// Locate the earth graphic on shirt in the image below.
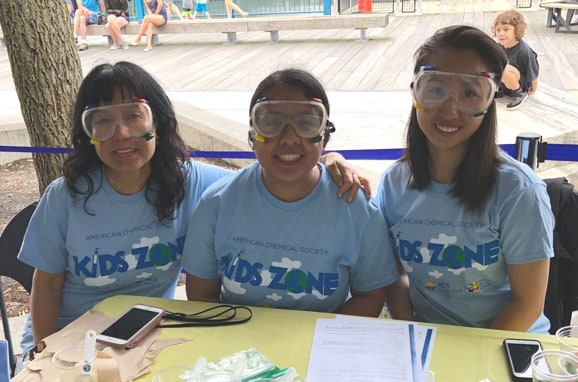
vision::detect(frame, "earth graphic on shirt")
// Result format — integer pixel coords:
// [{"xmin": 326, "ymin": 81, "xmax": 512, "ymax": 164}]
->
[
  {"xmin": 150, "ymin": 244, "xmax": 173, "ymax": 266},
  {"xmin": 285, "ymin": 269, "xmax": 308, "ymax": 293},
  {"xmin": 442, "ymin": 245, "xmax": 466, "ymax": 269}
]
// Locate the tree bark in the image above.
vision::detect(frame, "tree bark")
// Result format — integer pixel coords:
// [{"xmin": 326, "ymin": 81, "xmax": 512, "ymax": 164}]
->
[{"xmin": 0, "ymin": 1, "xmax": 82, "ymax": 194}]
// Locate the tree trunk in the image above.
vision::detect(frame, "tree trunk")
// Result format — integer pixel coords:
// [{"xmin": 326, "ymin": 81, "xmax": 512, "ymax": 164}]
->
[{"xmin": 0, "ymin": 1, "xmax": 82, "ymax": 194}]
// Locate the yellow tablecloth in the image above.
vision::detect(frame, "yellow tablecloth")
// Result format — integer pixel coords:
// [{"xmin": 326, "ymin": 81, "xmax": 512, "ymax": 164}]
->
[{"xmin": 94, "ymin": 295, "xmax": 559, "ymax": 381}]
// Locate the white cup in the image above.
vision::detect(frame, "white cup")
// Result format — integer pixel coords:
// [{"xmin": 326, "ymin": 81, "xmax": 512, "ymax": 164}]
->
[
  {"xmin": 531, "ymin": 349, "xmax": 578, "ymax": 382},
  {"xmin": 52, "ymin": 344, "xmax": 97, "ymax": 382},
  {"xmin": 557, "ymin": 326, "xmax": 578, "ymax": 357}
]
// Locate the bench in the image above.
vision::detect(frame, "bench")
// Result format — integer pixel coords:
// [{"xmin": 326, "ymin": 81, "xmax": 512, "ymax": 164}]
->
[
  {"xmin": 85, "ymin": 14, "xmax": 388, "ymax": 45},
  {"xmin": 245, "ymin": 14, "xmax": 388, "ymax": 42},
  {"xmin": 541, "ymin": 1, "xmax": 578, "ymax": 33}
]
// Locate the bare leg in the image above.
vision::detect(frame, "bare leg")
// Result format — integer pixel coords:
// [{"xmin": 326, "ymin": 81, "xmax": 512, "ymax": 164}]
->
[
  {"xmin": 106, "ymin": 15, "xmax": 128, "ymax": 45},
  {"xmin": 133, "ymin": 17, "xmax": 152, "ymax": 44},
  {"xmin": 78, "ymin": 13, "xmax": 88, "ymax": 40},
  {"xmin": 170, "ymin": 4, "xmax": 184, "ymax": 20},
  {"xmin": 145, "ymin": 23, "xmax": 154, "ymax": 50},
  {"xmin": 225, "ymin": 0, "xmax": 248, "ymax": 17},
  {"xmin": 502, "ymin": 64, "xmax": 521, "ymax": 91}
]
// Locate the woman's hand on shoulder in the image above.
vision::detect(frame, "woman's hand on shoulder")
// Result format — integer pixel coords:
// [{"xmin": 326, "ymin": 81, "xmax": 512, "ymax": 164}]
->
[{"xmin": 320, "ymin": 152, "xmax": 371, "ymax": 202}]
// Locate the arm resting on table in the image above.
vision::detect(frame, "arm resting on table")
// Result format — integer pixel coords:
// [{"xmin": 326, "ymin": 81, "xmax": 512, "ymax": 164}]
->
[
  {"xmin": 30, "ymin": 269, "xmax": 65, "ymax": 346},
  {"xmin": 489, "ymin": 259, "xmax": 549, "ymax": 332}
]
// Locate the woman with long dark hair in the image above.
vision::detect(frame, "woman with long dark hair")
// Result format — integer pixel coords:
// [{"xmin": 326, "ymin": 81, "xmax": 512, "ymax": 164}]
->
[{"xmin": 376, "ymin": 26, "xmax": 554, "ymax": 333}]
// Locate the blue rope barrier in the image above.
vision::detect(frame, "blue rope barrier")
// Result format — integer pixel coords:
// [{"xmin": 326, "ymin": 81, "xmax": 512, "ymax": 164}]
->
[{"xmin": 1, "ymin": 144, "xmax": 577, "ymax": 161}]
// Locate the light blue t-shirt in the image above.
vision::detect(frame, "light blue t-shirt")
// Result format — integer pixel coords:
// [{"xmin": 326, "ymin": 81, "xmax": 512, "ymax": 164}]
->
[
  {"xmin": 182, "ymin": 162, "xmax": 399, "ymax": 313},
  {"xmin": 376, "ymin": 152, "xmax": 554, "ymax": 333},
  {"xmin": 18, "ymin": 160, "xmax": 229, "ymax": 350}
]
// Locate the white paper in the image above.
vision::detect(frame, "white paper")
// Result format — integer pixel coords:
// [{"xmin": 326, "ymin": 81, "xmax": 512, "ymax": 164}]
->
[{"xmin": 306, "ymin": 317, "xmax": 414, "ymax": 382}]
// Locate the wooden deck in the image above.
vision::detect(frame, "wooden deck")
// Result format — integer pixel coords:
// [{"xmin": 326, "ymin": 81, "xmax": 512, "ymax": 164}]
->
[
  {"xmin": 0, "ymin": 6, "xmax": 576, "ymax": 95},
  {"xmin": 0, "ymin": 3, "xmax": 577, "ymax": 184}
]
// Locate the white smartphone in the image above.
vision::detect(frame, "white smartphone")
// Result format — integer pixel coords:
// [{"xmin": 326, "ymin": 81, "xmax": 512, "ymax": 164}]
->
[
  {"xmin": 503, "ymin": 338, "xmax": 543, "ymax": 382},
  {"xmin": 96, "ymin": 304, "xmax": 165, "ymax": 349}
]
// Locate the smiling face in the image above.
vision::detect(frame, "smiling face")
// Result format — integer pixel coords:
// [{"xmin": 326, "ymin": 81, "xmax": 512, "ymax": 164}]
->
[
  {"xmin": 93, "ymin": 87, "xmax": 157, "ymax": 192},
  {"xmin": 252, "ymin": 83, "xmax": 324, "ymax": 201},
  {"xmin": 416, "ymin": 48, "xmax": 489, "ymax": 159},
  {"xmin": 494, "ymin": 23, "xmax": 518, "ymax": 49}
]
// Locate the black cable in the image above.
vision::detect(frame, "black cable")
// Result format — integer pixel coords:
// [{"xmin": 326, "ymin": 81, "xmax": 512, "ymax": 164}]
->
[{"xmin": 157, "ymin": 304, "xmax": 253, "ymax": 328}]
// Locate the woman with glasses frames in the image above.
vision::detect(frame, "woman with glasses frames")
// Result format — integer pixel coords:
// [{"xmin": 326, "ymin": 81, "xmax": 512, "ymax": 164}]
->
[
  {"xmin": 376, "ymin": 25, "xmax": 554, "ymax": 333},
  {"xmin": 16, "ymin": 62, "xmax": 367, "ymax": 359},
  {"xmin": 182, "ymin": 68, "xmax": 411, "ymax": 319}
]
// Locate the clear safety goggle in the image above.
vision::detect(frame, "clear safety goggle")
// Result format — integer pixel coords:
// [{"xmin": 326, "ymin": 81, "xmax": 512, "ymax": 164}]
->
[
  {"xmin": 250, "ymin": 98, "xmax": 328, "ymax": 140},
  {"xmin": 81, "ymin": 99, "xmax": 153, "ymax": 142},
  {"xmin": 411, "ymin": 66, "xmax": 498, "ymax": 116}
]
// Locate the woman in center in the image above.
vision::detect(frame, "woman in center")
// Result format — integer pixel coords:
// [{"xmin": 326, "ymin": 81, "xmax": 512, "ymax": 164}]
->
[{"xmin": 182, "ymin": 69, "xmax": 410, "ymax": 318}]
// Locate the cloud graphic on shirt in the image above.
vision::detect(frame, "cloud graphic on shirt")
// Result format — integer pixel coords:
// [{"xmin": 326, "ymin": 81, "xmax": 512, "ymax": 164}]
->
[
  {"xmin": 133, "ymin": 237, "xmax": 160, "ymax": 248},
  {"xmin": 447, "ymin": 268, "xmax": 466, "ymax": 276},
  {"xmin": 402, "ymin": 260, "xmax": 413, "ymax": 273},
  {"xmin": 266, "ymin": 293, "xmax": 282, "ymax": 302},
  {"xmin": 260, "ymin": 270, "xmax": 273, "ymax": 286},
  {"xmin": 223, "ymin": 277, "xmax": 246, "ymax": 295},
  {"xmin": 431, "ymin": 234, "xmax": 457, "ymax": 245},
  {"xmin": 84, "ymin": 276, "xmax": 116, "ymax": 286},
  {"xmin": 136, "ymin": 272, "xmax": 152, "ymax": 279},
  {"xmin": 272, "ymin": 258, "xmax": 301, "ymax": 269},
  {"xmin": 288, "ymin": 292, "xmax": 306, "ymax": 300},
  {"xmin": 420, "ymin": 247, "xmax": 432, "ymax": 263},
  {"xmin": 125, "ymin": 253, "xmax": 138, "ymax": 270},
  {"xmin": 311, "ymin": 290, "xmax": 328, "ymax": 300},
  {"xmin": 472, "ymin": 263, "xmax": 488, "ymax": 271},
  {"xmin": 156, "ymin": 263, "xmax": 173, "ymax": 271},
  {"xmin": 428, "ymin": 270, "xmax": 443, "ymax": 279}
]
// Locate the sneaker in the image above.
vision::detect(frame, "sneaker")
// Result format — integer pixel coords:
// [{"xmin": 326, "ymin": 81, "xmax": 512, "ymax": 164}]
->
[
  {"xmin": 78, "ymin": 43, "xmax": 88, "ymax": 51},
  {"xmin": 121, "ymin": 42, "xmax": 129, "ymax": 49},
  {"xmin": 109, "ymin": 44, "xmax": 120, "ymax": 50},
  {"xmin": 506, "ymin": 91, "xmax": 528, "ymax": 111}
]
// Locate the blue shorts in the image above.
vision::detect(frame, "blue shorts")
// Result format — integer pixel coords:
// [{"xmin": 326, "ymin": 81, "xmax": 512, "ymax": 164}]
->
[
  {"xmin": 195, "ymin": 3, "xmax": 208, "ymax": 12},
  {"xmin": 87, "ymin": 11, "xmax": 98, "ymax": 25}
]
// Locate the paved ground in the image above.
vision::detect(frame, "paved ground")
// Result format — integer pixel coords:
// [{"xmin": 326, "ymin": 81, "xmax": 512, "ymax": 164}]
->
[{"xmin": 2, "ymin": 0, "xmax": 578, "ymax": 369}]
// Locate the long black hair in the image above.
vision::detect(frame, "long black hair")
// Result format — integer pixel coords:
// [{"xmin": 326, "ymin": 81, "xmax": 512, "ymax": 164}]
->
[
  {"xmin": 63, "ymin": 61, "xmax": 189, "ymax": 222},
  {"xmin": 404, "ymin": 25, "xmax": 508, "ymax": 213}
]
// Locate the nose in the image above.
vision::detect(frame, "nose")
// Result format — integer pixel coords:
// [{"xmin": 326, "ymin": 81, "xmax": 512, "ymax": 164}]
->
[
  {"xmin": 278, "ymin": 124, "xmax": 301, "ymax": 144},
  {"xmin": 110, "ymin": 122, "xmax": 131, "ymax": 140},
  {"xmin": 439, "ymin": 94, "xmax": 461, "ymax": 117}
]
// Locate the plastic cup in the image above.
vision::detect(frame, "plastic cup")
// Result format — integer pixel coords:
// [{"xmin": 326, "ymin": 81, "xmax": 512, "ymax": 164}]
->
[
  {"xmin": 153, "ymin": 366, "xmax": 195, "ymax": 382},
  {"xmin": 531, "ymin": 349, "xmax": 578, "ymax": 382},
  {"xmin": 52, "ymin": 344, "xmax": 97, "ymax": 382},
  {"xmin": 557, "ymin": 326, "xmax": 578, "ymax": 357},
  {"xmin": 152, "ymin": 366, "xmax": 233, "ymax": 382}
]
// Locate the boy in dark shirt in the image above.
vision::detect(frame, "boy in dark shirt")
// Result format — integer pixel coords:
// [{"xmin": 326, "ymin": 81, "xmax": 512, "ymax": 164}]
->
[{"xmin": 492, "ymin": 10, "xmax": 539, "ymax": 110}]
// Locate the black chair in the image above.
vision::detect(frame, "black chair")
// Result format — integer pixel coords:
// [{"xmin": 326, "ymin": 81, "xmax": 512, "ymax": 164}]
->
[
  {"xmin": 543, "ymin": 178, "xmax": 578, "ymax": 334},
  {"xmin": 0, "ymin": 202, "xmax": 36, "ymax": 377}
]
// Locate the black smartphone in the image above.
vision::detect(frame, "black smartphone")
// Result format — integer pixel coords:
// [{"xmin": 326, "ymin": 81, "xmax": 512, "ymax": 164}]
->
[
  {"xmin": 96, "ymin": 304, "xmax": 165, "ymax": 349},
  {"xmin": 503, "ymin": 338, "xmax": 543, "ymax": 381}
]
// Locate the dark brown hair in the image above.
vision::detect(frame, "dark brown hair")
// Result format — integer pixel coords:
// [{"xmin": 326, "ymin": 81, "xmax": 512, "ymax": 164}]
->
[{"xmin": 403, "ymin": 25, "xmax": 508, "ymax": 213}]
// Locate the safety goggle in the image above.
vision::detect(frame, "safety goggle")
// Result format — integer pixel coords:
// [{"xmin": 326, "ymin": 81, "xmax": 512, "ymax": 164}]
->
[
  {"xmin": 81, "ymin": 99, "xmax": 153, "ymax": 142},
  {"xmin": 250, "ymin": 98, "xmax": 328, "ymax": 140},
  {"xmin": 411, "ymin": 66, "xmax": 498, "ymax": 116}
]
